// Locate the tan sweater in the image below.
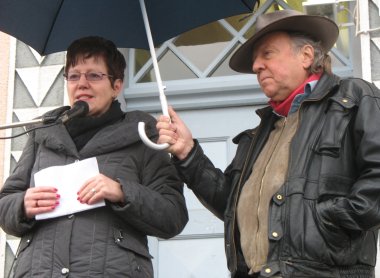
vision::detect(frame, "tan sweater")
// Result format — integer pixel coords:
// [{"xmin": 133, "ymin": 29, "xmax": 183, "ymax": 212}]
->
[{"xmin": 237, "ymin": 112, "xmax": 299, "ymax": 274}]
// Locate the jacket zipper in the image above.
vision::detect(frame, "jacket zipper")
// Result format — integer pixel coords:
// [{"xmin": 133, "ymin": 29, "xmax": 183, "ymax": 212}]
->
[
  {"xmin": 255, "ymin": 117, "xmax": 287, "ymax": 263},
  {"xmin": 279, "ymin": 94, "xmax": 330, "ymax": 260},
  {"xmin": 230, "ymin": 120, "xmax": 268, "ymax": 272}
]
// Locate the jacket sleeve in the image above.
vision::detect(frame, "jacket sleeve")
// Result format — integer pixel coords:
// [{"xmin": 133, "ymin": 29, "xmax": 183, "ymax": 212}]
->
[
  {"xmin": 110, "ymin": 142, "xmax": 188, "ymax": 239},
  {"xmin": 171, "ymin": 138, "xmax": 250, "ymax": 221},
  {"xmin": 0, "ymin": 134, "xmax": 37, "ymax": 237},
  {"xmin": 317, "ymin": 79, "xmax": 380, "ymax": 232}
]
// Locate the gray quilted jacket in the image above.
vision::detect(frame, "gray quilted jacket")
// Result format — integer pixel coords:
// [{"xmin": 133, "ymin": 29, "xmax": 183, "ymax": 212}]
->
[{"xmin": 0, "ymin": 108, "xmax": 188, "ymax": 277}]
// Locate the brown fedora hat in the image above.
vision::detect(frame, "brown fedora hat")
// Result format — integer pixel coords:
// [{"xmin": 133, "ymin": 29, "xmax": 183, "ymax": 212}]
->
[{"xmin": 229, "ymin": 9, "xmax": 339, "ymax": 73}]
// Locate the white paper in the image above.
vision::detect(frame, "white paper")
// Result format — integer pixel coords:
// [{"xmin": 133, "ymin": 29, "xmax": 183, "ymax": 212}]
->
[{"xmin": 34, "ymin": 157, "xmax": 105, "ymax": 220}]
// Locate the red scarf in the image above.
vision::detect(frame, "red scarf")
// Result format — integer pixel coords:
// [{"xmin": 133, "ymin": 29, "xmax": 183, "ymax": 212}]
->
[{"xmin": 269, "ymin": 73, "xmax": 321, "ymax": 116}]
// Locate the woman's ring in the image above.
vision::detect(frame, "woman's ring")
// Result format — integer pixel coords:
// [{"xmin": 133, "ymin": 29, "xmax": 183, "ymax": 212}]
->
[{"xmin": 91, "ymin": 188, "xmax": 97, "ymax": 194}]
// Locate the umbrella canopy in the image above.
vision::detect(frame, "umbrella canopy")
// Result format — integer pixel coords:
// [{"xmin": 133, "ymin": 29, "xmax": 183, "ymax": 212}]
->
[
  {"xmin": 0, "ymin": 0, "xmax": 257, "ymax": 56},
  {"xmin": 0, "ymin": 0, "xmax": 258, "ymax": 149}
]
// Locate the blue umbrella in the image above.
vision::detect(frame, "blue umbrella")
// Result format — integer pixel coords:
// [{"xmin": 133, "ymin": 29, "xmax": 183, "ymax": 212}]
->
[{"xmin": 0, "ymin": 0, "xmax": 258, "ymax": 149}]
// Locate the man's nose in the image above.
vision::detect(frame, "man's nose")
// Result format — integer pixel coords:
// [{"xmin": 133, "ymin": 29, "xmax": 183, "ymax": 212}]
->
[{"xmin": 252, "ymin": 58, "xmax": 262, "ymax": 74}]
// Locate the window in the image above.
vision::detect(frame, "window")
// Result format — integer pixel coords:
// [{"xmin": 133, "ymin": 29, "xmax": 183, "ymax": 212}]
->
[{"xmin": 124, "ymin": 0, "xmax": 356, "ymax": 111}]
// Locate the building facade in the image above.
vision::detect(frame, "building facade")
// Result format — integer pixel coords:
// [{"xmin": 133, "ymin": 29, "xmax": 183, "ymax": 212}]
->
[{"xmin": 1, "ymin": 0, "xmax": 380, "ymax": 277}]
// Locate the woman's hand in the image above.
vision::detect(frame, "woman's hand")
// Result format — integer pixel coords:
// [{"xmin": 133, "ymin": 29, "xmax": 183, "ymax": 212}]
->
[
  {"xmin": 24, "ymin": 186, "xmax": 60, "ymax": 219},
  {"xmin": 77, "ymin": 174, "xmax": 124, "ymax": 205},
  {"xmin": 156, "ymin": 106, "xmax": 194, "ymax": 160}
]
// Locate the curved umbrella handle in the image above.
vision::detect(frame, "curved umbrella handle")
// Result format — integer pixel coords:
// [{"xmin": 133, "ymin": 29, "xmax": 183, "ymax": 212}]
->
[
  {"xmin": 138, "ymin": 122, "xmax": 169, "ymax": 150},
  {"xmin": 137, "ymin": 86, "xmax": 169, "ymax": 150}
]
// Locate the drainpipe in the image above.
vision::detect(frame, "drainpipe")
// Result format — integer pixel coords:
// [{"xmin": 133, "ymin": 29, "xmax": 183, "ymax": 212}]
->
[{"xmin": 357, "ymin": 0, "xmax": 372, "ymax": 82}]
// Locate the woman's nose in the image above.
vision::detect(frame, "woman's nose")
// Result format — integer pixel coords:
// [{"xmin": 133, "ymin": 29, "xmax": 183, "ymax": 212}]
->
[{"xmin": 77, "ymin": 73, "xmax": 89, "ymax": 86}]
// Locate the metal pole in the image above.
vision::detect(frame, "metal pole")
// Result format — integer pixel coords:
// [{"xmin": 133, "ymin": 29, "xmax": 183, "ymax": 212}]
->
[{"xmin": 0, "ymin": 118, "xmax": 43, "ymax": 130}]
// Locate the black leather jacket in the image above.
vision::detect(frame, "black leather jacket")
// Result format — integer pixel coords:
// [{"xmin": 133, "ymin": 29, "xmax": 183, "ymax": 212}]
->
[{"xmin": 174, "ymin": 73, "xmax": 380, "ymax": 277}]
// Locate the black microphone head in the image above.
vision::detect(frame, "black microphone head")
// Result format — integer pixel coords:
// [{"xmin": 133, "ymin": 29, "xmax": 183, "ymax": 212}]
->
[
  {"xmin": 60, "ymin": 101, "xmax": 89, "ymax": 123},
  {"xmin": 72, "ymin": 101, "xmax": 89, "ymax": 117}
]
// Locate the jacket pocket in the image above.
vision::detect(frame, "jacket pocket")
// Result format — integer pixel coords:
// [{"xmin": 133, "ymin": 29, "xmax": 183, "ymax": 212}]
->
[
  {"xmin": 312, "ymin": 96, "xmax": 356, "ymax": 157},
  {"xmin": 315, "ymin": 199, "xmax": 350, "ymax": 248},
  {"xmin": 12, "ymin": 234, "xmax": 33, "ymax": 277},
  {"xmin": 112, "ymin": 228, "xmax": 153, "ymax": 278},
  {"xmin": 113, "ymin": 228, "xmax": 153, "ymax": 259},
  {"xmin": 15, "ymin": 234, "xmax": 33, "ymax": 258},
  {"xmin": 313, "ymin": 199, "xmax": 363, "ymax": 265}
]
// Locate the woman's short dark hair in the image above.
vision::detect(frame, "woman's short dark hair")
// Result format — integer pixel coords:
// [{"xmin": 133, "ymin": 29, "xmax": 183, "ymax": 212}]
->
[{"xmin": 65, "ymin": 36, "xmax": 126, "ymax": 83}]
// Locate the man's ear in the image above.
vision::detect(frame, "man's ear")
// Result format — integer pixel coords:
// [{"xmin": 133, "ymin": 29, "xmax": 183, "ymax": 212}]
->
[{"xmin": 301, "ymin": 44, "xmax": 314, "ymax": 69}]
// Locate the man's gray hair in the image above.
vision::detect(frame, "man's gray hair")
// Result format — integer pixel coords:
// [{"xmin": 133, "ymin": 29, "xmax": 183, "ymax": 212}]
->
[{"xmin": 289, "ymin": 33, "xmax": 332, "ymax": 75}]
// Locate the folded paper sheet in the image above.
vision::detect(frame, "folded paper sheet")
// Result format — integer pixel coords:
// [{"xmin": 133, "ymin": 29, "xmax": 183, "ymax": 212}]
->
[{"xmin": 34, "ymin": 157, "xmax": 105, "ymax": 220}]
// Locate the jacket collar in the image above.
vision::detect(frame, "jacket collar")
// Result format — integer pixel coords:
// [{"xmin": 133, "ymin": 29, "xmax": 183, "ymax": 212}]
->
[
  {"xmin": 255, "ymin": 73, "xmax": 341, "ymax": 118},
  {"xmin": 303, "ymin": 73, "xmax": 341, "ymax": 101},
  {"xmin": 33, "ymin": 111, "xmax": 156, "ymax": 158}
]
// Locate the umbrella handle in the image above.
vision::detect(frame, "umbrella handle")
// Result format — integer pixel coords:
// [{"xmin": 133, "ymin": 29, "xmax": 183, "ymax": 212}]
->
[
  {"xmin": 138, "ymin": 122, "xmax": 169, "ymax": 150},
  {"xmin": 137, "ymin": 87, "xmax": 170, "ymax": 150}
]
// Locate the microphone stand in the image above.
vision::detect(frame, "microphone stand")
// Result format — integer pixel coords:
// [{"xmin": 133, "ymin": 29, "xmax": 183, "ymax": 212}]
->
[
  {"xmin": 0, "ymin": 117, "xmax": 59, "ymax": 140},
  {"xmin": 0, "ymin": 103, "xmax": 86, "ymax": 135},
  {"xmin": 0, "ymin": 119, "xmax": 45, "ymax": 130},
  {"xmin": 0, "ymin": 101, "xmax": 88, "ymax": 131},
  {"xmin": 0, "ymin": 112, "xmax": 60, "ymax": 131}
]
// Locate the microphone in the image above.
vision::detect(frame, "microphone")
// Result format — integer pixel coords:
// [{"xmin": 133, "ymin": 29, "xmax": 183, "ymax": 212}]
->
[
  {"xmin": 58, "ymin": 101, "xmax": 89, "ymax": 124},
  {"xmin": 0, "ymin": 101, "xmax": 90, "ymax": 138}
]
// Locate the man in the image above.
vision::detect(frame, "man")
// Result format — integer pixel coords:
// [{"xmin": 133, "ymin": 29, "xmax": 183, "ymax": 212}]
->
[{"xmin": 156, "ymin": 9, "xmax": 380, "ymax": 278}]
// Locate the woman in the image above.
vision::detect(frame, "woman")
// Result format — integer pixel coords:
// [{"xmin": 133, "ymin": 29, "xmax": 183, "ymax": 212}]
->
[{"xmin": 0, "ymin": 36, "xmax": 188, "ymax": 277}]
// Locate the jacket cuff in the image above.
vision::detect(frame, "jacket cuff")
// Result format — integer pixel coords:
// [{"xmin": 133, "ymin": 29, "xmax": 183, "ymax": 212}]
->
[{"xmin": 172, "ymin": 139, "xmax": 203, "ymax": 168}]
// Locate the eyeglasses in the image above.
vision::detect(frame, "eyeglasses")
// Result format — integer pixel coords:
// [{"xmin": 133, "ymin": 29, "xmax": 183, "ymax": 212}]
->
[{"xmin": 63, "ymin": 71, "xmax": 113, "ymax": 82}]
